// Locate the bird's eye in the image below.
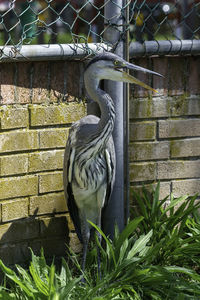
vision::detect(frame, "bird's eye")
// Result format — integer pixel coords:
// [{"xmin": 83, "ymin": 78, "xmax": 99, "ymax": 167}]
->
[{"xmin": 114, "ymin": 60, "xmax": 119, "ymax": 66}]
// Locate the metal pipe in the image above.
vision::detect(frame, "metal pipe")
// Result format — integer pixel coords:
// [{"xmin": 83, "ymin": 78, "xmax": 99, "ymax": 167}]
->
[
  {"xmin": 124, "ymin": 1, "xmax": 130, "ymax": 224},
  {"xmin": 0, "ymin": 40, "xmax": 199, "ymax": 63},
  {"xmin": 129, "ymin": 40, "xmax": 200, "ymax": 57},
  {"xmin": 103, "ymin": 0, "xmax": 125, "ymax": 238},
  {"xmin": 0, "ymin": 43, "xmax": 110, "ymax": 63}
]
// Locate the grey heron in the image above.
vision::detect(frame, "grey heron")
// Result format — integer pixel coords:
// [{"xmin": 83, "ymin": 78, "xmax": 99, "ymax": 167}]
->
[{"xmin": 63, "ymin": 52, "xmax": 162, "ymax": 274}]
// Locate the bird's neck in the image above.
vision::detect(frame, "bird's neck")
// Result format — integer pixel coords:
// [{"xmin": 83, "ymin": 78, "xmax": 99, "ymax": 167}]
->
[{"xmin": 85, "ymin": 76, "xmax": 115, "ymax": 146}]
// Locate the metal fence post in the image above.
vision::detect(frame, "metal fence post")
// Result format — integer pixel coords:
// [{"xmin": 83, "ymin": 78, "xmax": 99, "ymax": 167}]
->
[{"xmin": 103, "ymin": 0, "xmax": 127, "ymax": 237}]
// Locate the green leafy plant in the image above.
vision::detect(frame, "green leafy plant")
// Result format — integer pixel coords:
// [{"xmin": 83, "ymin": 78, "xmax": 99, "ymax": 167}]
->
[
  {"xmin": 0, "ymin": 183, "xmax": 200, "ymax": 299},
  {"xmin": 0, "ymin": 249, "xmax": 81, "ymax": 299},
  {"xmin": 132, "ymin": 183, "xmax": 200, "ymax": 268}
]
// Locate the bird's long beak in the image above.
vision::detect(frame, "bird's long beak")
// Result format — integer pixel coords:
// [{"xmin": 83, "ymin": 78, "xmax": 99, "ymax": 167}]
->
[{"xmin": 120, "ymin": 62, "xmax": 163, "ymax": 93}]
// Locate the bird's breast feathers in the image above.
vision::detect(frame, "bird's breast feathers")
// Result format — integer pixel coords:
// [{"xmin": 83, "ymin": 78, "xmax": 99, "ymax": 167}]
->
[{"xmin": 74, "ymin": 152, "xmax": 107, "ymax": 192}]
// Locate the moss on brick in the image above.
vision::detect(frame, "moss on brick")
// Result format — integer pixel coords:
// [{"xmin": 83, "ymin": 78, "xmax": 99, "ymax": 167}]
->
[
  {"xmin": 30, "ymin": 192, "xmax": 67, "ymax": 215},
  {"xmin": 157, "ymin": 160, "xmax": 200, "ymax": 180},
  {"xmin": 159, "ymin": 119, "xmax": 200, "ymax": 138},
  {"xmin": 130, "ymin": 122, "xmax": 156, "ymax": 141},
  {"xmin": 0, "ymin": 106, "xmax": 28, "ymax": 129},
  {"xmin": 39, "ymin": 172, "xmax": 63, "ymax": 194},
  {"xmin": 0, "ymin": 154, "xmax": 28, "ymax": 176},
  {"xmin": 170, "ymin": 140, "xmax": 181, "ymax": 158},
  {"xmin": 29, "ymin": 102, "xmax": 86, "ymax": 127},
  {"xmin": 130, "ymin": 162, "xmax": 156, "ymax": 182},
  {"xmin": 29, "ymin": 150, "xmax": 64, "ymax": 173},
  {"xmin": 144, "ymin": 124, "xmax": 156, "ymax": 140},
  {"xmin": 130, "ymin": 141, "xmax": 169, "ymax": 161},
  {"xmin": 130, "ymin": 97, "xmax": 170, "ymax": 119},
  {"xmin": 0, "ymin": 130, "xmax": 39, "ymax": 153},
  {"xmin": 0, "ymin": 176, "xmax": 38, "ymax": 200},
  {"xmin": 171, "ymin": 139, "xmax": 200, "ymax": 158},
  {"xmin": 39, "ymin": 128, "xmax": 69, "ymax": 149},
  {"xmin": 1, "ymin": 198, "xmax": 29, "ymax": 222}
]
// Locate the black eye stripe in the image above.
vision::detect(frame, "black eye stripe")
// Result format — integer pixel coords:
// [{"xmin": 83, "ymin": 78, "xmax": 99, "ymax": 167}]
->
[
  {"xmin": 85, "ymin": 53, "xmax": 124, "ymax": 71},
  {"xmin": 85, "ymin": 56, "xmax": 114, "ymax": 70}
]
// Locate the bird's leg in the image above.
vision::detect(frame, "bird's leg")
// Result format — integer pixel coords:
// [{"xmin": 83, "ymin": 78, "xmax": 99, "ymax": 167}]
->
[
  {"xmin": 96, "ymin": 212, "xmax": 102, "ymax": 279},
  {"xmin": 97, "ymin": 233, "xmax": 101, "ymax": 279},
  {"xmin": 82, "ymin": 238, "xmax": 89, "ymax": 273},
  {"xmin": 80, "ymin": 214, "xmax": 90, "ymax": 281}
]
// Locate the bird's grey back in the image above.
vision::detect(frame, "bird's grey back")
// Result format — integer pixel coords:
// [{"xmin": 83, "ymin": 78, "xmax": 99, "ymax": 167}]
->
[{"xmin": 74, "ymin": 115, "xmax": 100, "ymax": 148}]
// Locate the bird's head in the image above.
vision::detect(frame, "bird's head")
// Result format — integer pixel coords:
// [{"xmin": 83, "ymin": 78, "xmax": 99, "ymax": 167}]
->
[{"xmin": 85, "ymin": 52, "xmax": 163, "ymax": 93}]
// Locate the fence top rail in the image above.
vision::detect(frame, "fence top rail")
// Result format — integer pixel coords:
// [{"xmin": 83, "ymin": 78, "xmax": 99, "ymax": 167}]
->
[
  {"xmin": 0, "ymin": 40, "xmax": 199, "ymax": 63},
  {"xmin": 0, "ymin": 43, "xmax": 111, "ymax": 63},
  {"xmin": 130, "ymin": 40, "xmax": 200, "ymax": 58}
]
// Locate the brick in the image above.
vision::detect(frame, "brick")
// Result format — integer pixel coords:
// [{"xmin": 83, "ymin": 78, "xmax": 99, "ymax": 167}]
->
[
  {"xmin": 0, "ymin": 130, "xmax": 38, "ymax": 153},
  {"xmin": 40, "ymin": 216, "xmax": 68, "ymax": 238},
  {"xmin": 0, "ymin": 223, "xmax": 11, "ymax": 241},
  {"xmin": 171, "ymin": 96, "xmax": 200, "ymax": 117},
  {"xmin": 39, "ymin": 128, "xmax": 69, "ymax": 149},
  {"xmin": 130, "ymin": 141, "xmax": 169, "ymax": 161},
  {"xmin": 39, "ymin": 172, "xmax": 63, "ymax": 194},
  {"xmin": 159, "ymin": 182, "xmax": 171, "ymax": 199},
  {"xmin": 30, "ymin": 103, "xmax": 86, "ymax": 127},
  {"xmin": 0, "ymin": 243, "xmax": 29, "ymax": 265},
  {"xmin": 66, "ymin": 62, "xmax": 85, "ymax": 100},
  {"xmin": 129, "ymin": 122, "xmax": 156, "ymax": 141},
  {"xmin": 42, "ymin": 238, "xmax": 68, "ymax": 258},
  {"xmin": 32, "ymin": 62, "xmax": 49, "ymax": 103},
  {"xmin": 130, "ymin": 181, "xmax": 171, "ymax": 202},
  {"xmin": 0, "ymin": 106, "xmax": 28, "ymax": 129},
  {"xmin": 159, "ymin": 119, "xmax": 200, "ymax": 138},
  {"xmin": 130, "ymin": 98, "xmax": 170, "ymax": 119},
  {"xmin": 130, "ymin": 58, "xmax": 151, "ymax": 98},
  {"xmin": 0, "ymin": 176, "xmax": 38, "ymax": 200},
  {"xmin": 0, "ymin": 63, "xmax": 16, "ymax": 104},
  {"xmin": 188, "ymin": 56, "xmax": 200, "ymax": 95},
  {"xmin": 0, "ymin": 219, "xmax": 39, "ymax": 243},
  {"xmin": 0, "ymin": 154, "xmax": 28, "ymax": 176},
  {"xmin": 29, "ymin": 150, "xmax": 64, "ymax": 173},
  {"xmin": 168, "ymin": 57, "xmax": 186, "ymax": 96},
  {"xmin": 170, "ymin": 139, "xmax": 200, "ymax": 158},
  {"xmin": 157, "ymin": 160, "xmax": 200, "ymax": 180},
  {"xmin": 49, "ymin": 61, "xmax": 65, "ymax": 102},
  {"xmin": 66, "ymin": 213, "xmax": 75, "ymax": 231},
  {"xmin": 172, "ymin": 179, "xmax": 200, "ymax": 197},
  {"xmin": 2, "ymin": 198, "xmax": 29, "ymax": 222},
  {"xmin": 28, "ymin": 240, "xmax": 42, "ymax": 257},
  {"xmin": 69, "ymin": 232, "xmax": 82, "ymax": 253},
  {"xmin": 130, "ymin": 162, "xmax": 156, "ymax": 182},
  {"xmin": 30, "ymin": 192, "xmax": 67, "ymax": 215},
  {"xmin": 16, "ymin": 62, "xmax": 32, "ymax": 104},
  {"xmin": 152, "ymin": 57, "xmax": 168, "ymax": 96}
]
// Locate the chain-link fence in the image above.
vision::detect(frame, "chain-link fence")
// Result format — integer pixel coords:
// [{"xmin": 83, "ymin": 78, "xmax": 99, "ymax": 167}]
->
[
  {"xmin": 0, "ymin": 0, "xmax": 129, "ymax": 51},
  {"xmin": 130, "ymin": 0, "xmax": 200, "ymax": 42},
  {"xmin": 0, "ymin": 0, "xmax": 199, "ymax": 59}
]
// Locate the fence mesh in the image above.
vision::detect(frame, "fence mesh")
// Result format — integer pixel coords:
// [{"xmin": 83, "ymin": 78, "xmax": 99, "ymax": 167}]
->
[{"xmin": 0, "ymin": 0, "xmax": 199, "ymax": 59}]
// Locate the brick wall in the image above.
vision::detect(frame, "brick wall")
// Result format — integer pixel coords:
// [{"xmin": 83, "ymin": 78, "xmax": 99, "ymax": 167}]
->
[
  {"xmin": 0, "ymin": 55, "xmax": 199, "ymax": 266},
  {"xmin": 129, "ymin": 56, "xmax": 200, "ymax": 207},
  {"xmin": 0, "ymin": 61, "xmax": 86, "ymax": 265}
]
